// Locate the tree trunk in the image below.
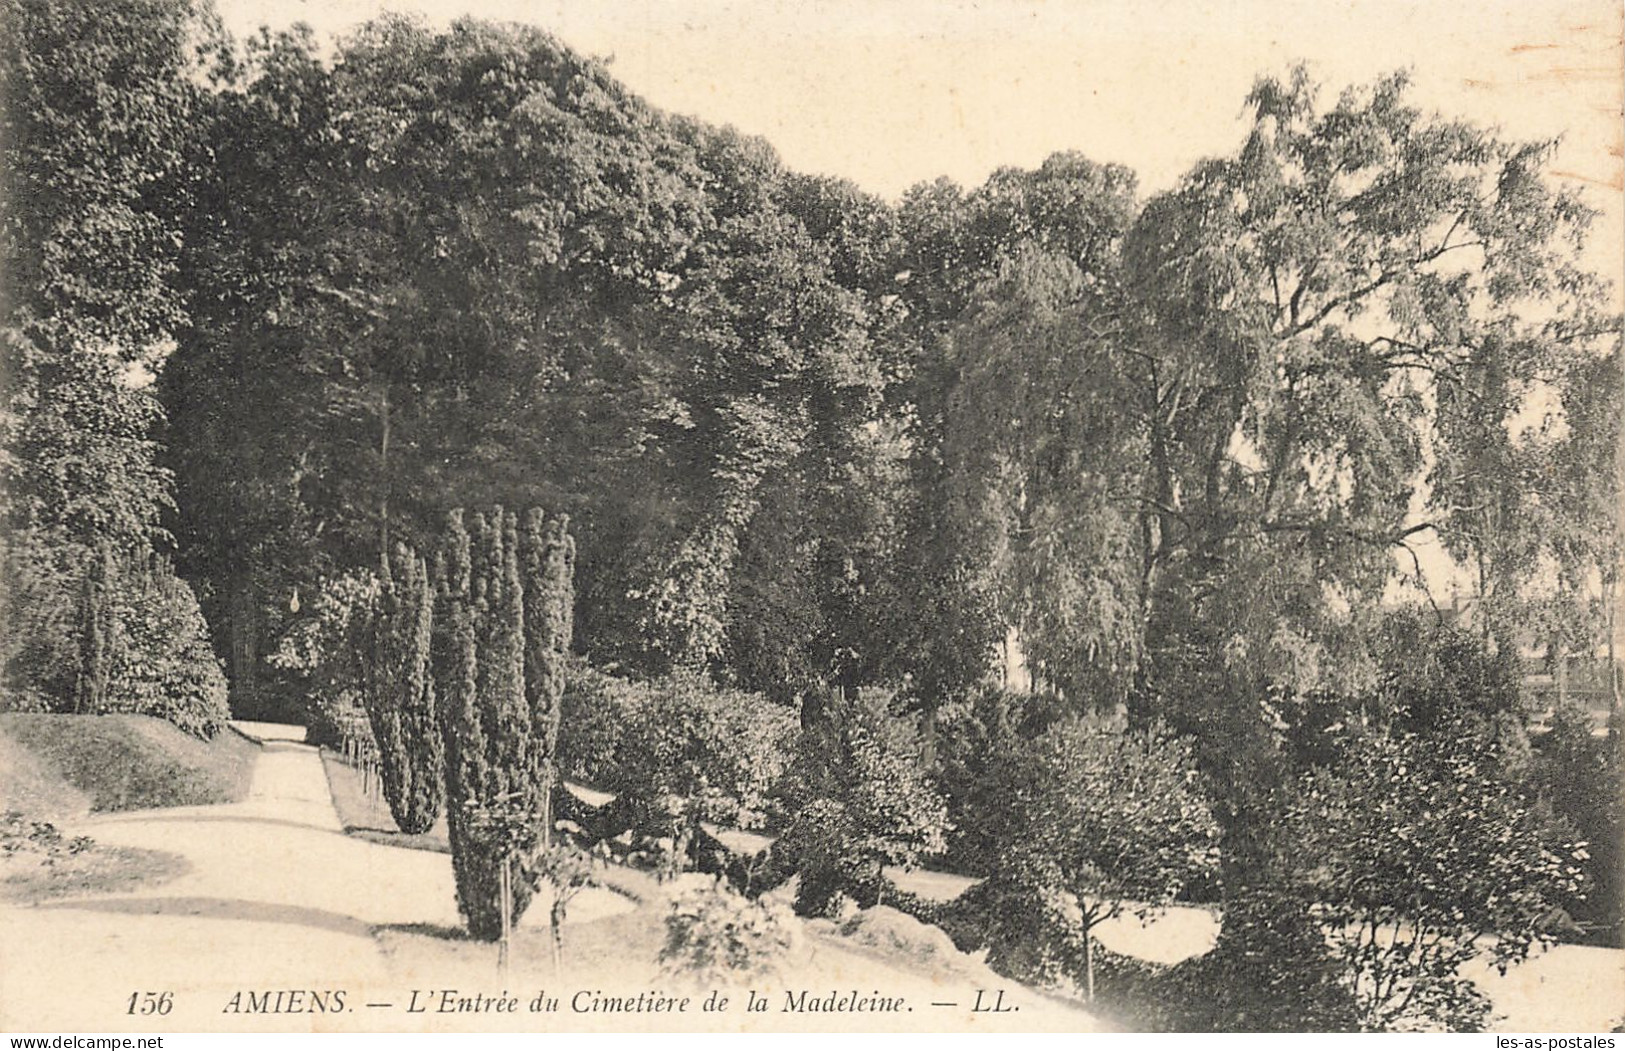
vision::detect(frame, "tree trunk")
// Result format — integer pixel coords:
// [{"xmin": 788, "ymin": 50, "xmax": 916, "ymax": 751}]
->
[
  {"xmin": 498, "ymin": 857, "xmax": 512, "ymax": 976},
  {"xmin": 228, "ymin": 575, "xmax": 258, "ymax": 707},
  {"xmin": 1083, "ymin": 925, "xmax": 1095, "ymax": 1002},
  {"xmin": 1606, "ymin": 574, "xmax": 1620, "ymax": 717},
  {"xmin": 377, "ymin": 381, "xmax": 391, "ymax": 561},
  {"xmin": 1556, "ymin": 639, "xmax": 1568, "ymax": 709}
]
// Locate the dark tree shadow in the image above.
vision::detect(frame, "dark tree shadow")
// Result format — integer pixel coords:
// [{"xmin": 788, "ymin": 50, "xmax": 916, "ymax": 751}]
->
[
  {"xmin": 93, "ymin": 813, "xmax": 345, "ymax": 836},
  {"xmin": 35, "ymin": 895, "xmax": 376, "ymax": 938},
  {"xmin": 376, "ymin": 921, "xmax": 472, "ymax": 942}
]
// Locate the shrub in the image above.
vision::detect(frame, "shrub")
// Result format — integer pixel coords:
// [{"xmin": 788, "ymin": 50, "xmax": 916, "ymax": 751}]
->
[
  {"xmin": 100, "ymin": 560, "xmax": 229, "ymax": 738},
  {"xmin": 659, "ymin": 875, "xmax": 800, "ymax": 985},
  {"xmin": 560, "ymin": 666, "xmax": 797, "ymax": 842},
  {"xmin": 1132, "ymin": 890, "xmax": 1360, "ymax": 1032},
  {"xmin": 557, "ymin": 662, "xmax": 654, "ymax": 789},
  {"xmin": 774, "ymin": 688, "xmax": 949, "ymax": 916},
  {"xmin": 1536, "ymin": 698, "xmax": 1622, "ymax": 945},
  {"xmin": 0, "ymin": 531, "xmax": 81, "ymax": 710},
  {"xmin": 1284, "ymin": 726, "xmax": 1588, "ymax": 1031},
  {"xmin": 940, "ymin": 716, "xmax": 1218, "ymax": 1000},
  {"xmin": 519, "ymin": 508, "xmax": 573, "ymax": 833},
  {"xmin": 0, "ymin": 539, "xmax": 228, "ymax": 738},
  {"xmin": 618, "ymin": 673, "xmax": 797, "ymax": 832},
  {"xmin": 932, "ymin": 687, "xmax": 1068, "ymax": 873}
]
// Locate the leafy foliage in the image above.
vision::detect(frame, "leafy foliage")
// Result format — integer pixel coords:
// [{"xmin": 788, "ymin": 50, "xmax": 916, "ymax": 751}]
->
[
  {"xmin": 948, "ymin": 717, "xmax": 1218, "ymax": 998},
  {"xmin": 99, "ymin": 559, "xmax": 229, "ymax": 738},
  {"xmin": 659, "ymin": 875, "xmax": 800, "ymax": 985},
  {"xmin": 773, "ymin": 689, "xmax": 949, "ymax": 915},
  {"xmin": 266, "ymin": 569, "xmax": 380, "ymax": 744},
  {"xmin": 931, "ymin": 687, "xmax": 1068, "ymax": 872},
  {"xmin": 5, "ymin": 11, "xmax": 1619, "ymax": 1028},
  {"xmin": 1535, "ymin": 699, "xmax": 1623, "ymax": 944},
  {"xmin": 557, "ymin": 664, "xmax": 797, "ymax": 850},
  {"xmin": 0, "ymin": 0, "xmax": 231, "ymax": 733},
  {"xmin": 1283, "ymin": 727, "xmax": 1587, "ymax": 1031}
]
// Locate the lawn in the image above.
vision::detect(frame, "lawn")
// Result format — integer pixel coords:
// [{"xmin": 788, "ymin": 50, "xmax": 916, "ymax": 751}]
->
[
  {"xmin": 319, "ymin": 747, "xmax": 452, "ymax": 853},
  {"xmin": 0, "ymin": 713, "xmax": 258, "ymax": 815},
  {"xmin": 0, "ymin": 713, "xmax": 253, "ymax": 906},
  {"xmin": 0, "ymin": 837, "xmax": 189, "ymax": 905}
]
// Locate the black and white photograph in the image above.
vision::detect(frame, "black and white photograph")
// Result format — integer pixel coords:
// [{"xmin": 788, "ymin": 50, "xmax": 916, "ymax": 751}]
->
[{"xmin": 1, "ymin": 0, "xmax": 1621, "ymax": 1036}]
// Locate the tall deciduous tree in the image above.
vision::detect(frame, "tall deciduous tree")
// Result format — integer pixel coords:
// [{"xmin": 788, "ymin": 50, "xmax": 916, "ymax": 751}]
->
[
  {"xmin": 1, "ymin": 0, "xmax": 226, "ymax": 715},
  {"xmin": 889, "ymin": 155, "xmax": 1142, "ymax": 705},
  {"xmin": 1120, "ymin": 67, "xmax": 1618, "ymax": 1011}
]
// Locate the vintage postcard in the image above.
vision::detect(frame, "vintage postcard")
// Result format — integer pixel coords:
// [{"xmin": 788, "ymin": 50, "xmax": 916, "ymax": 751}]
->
[{"xmin": 1, "ymin": 0, "xmax": 1621, "ymax": 1037}]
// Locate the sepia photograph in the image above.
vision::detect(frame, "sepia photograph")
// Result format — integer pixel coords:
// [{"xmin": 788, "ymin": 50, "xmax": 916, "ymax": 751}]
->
[{"xmin": 1, "ymin": 0, "xmax": 1621, "ymax": 1037}]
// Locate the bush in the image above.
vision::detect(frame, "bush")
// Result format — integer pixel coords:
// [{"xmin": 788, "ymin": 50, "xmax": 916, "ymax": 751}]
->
[
  {"xmin": 623, "ymin": 674, "xmax": 797, "ymax": 831},
  {"xmin": 1536, "ymin": 699, "xmax": 1622, "ymax": 945},
  {"xmin": 1283, "ymin": 726, "xmax": 1587, "ymax": 1031},
  {"xmin": 563, "ymin": 667, "xmax": 797, "ymax": 836},
  {"xmin": 659, "ymin": 875, "xmax": 800, "ymax": 985},
  {"xmin": 1129, "ymin": 891, "xmax": 1360, "ymax": 1032},
  {"xmin": 0, "ymin": 531, "xmax": 87, "ymax": 710},
  {"xmin": 931, "ymin": 716, "xmax": 1218, "ymax": 1000},
  {"xmin": 932, "ymin": 687, "xmax": 1068, "ymax": 873},
  {"xmin": 0, "ymin": 539, "xmax": 228, "ymax": 738},
  {"xmin": 773, "ymin": 688, "xmax": 949, "ymax": 916},
  {"xmin": 557, "ymin": 662, "xmax": 654, "ymax": 789},
  {"xmin": 100, "ymin": 561, "xmax": 229, "ymax": 738}
]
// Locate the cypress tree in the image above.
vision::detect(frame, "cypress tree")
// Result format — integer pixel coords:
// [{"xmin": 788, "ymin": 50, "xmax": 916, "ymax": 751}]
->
[
  {"xmin": 436, "ymin": 509, "xmax": 500, "ymax": 936},
  {"xmin": 362, "ymin": 546, "xmax": 406, "ymax": 818},
  {"xmin": 435, "ymin": 505, "xmax": 578, "ymax": 941},
  {"xmin": 363, "ymin": 542, "xmax": 443, "ymax": 835},
  {"xmin": 394, "ymin": 546, "xmax": 441, "ymax": 832},
  {"xmin": 521, "ymin": 509, "xmax": 576, "ymax": 844}
]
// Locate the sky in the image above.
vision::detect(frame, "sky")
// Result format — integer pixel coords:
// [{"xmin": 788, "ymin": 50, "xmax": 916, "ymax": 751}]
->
[{"xmin": 215, "ymin": 1, "xmax": 1622, "ymax": 226}]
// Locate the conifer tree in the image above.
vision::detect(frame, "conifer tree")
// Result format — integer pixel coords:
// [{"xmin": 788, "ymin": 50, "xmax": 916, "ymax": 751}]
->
[
  {"xmin": 521, "ymin": 508, "xmax": 576, "ymax": 843},
  {"xmin": 435, "ymin": 506, "xmax": 575, "ymax": 940},
  {"xmin": 434, "ymin": 510, "xmax": 494, "ymax": 934},
  {"xmin": 362, "ymin": 542, "xmax": 443, "ymax": 834}
]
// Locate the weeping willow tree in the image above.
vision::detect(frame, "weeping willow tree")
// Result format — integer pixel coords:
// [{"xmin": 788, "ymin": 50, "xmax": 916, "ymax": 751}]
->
[{"xmin": 1120, "ymin": 67, "xmax": 1619, "ymax": 1028}]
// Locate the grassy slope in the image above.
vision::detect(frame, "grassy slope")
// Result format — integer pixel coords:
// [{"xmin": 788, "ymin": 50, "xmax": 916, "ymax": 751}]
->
[
  {"xmin": 0, "ymin": 713, "xmax": 258, "ymax": 814},
  {"xmin": 0, "ymin": 728, "xmax": 91, "ymax": 822}
]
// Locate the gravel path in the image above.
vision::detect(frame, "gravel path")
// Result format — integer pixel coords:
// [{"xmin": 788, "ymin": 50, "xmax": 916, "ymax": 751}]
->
[{"xmin": 0, "ymin": 724, "xmax": 630, "ymax": 1030}]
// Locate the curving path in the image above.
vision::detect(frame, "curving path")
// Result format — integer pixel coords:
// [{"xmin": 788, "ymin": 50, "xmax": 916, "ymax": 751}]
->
[
  {"xmin": 3, "ymin": 723, "xmax": 1108, "ymax": 1033},
  {"xmin": 0, "ymin": 723, "xmax": 627, "ymax": 1031}
]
